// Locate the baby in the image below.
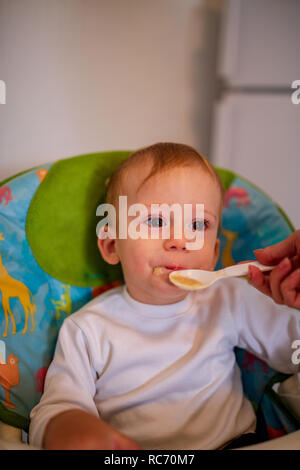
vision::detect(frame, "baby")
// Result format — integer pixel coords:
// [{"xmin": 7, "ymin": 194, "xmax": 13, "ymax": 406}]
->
[{"xmin": 29, "ymin": 142, "xmax": 300, "ymax": 450}]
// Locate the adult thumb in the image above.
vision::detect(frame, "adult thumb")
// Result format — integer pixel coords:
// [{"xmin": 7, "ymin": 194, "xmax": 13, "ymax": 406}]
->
[{"xmin": 254, "ymin": 232, "xmax": 299, "ymax": 264}]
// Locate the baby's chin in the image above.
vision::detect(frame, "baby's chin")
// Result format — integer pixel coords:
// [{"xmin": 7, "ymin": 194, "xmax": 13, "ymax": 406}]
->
[
  {"xmin": 150, "ymin": 266, "xmax": 188, "ymax": 302},
  {"xmin": 147, "ymin": 286, "xmax": 188, "ymax": 305}
]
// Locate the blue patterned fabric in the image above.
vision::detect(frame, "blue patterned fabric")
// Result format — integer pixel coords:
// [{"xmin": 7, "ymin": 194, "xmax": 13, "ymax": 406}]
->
[
  {"xmin": 216, "ymin": 177, "xmax": 292, "ymax": 270},
  {"xmin": 0, "ymin": 166, "xmax": 94, "ymax": 429}
]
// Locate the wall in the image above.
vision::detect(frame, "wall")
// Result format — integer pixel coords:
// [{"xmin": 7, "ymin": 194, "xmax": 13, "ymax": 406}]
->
[{"xmin": 0, "ymin": 0, "xmax": 221, "ymax": 180}]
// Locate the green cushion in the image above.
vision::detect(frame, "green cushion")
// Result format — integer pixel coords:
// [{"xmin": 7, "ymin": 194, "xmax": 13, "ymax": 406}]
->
[{"xmin": 26, "ymin": 152, "xmax": 130, "ymax": 287}]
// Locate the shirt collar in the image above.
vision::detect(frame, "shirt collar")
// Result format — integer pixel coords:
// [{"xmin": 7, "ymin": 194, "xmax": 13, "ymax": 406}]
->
[{"xmin": 122, "ymin": 285, "xmax": 193, "ymax": 318}]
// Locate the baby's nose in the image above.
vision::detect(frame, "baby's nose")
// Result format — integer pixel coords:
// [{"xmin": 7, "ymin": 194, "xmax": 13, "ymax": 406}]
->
[{"xmin": 164, "ymin": 237, "xmax": 187, "ymax": 252}]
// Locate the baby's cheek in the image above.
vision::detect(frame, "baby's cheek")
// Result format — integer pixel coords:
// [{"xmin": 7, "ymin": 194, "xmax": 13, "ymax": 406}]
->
[
  {"xmin": 195, "ymin": 244, "xmax": 217, "ymax": 269},
  {"xmin": 126, "ymin": 247, "xmax": 148, "ymax": 275}
]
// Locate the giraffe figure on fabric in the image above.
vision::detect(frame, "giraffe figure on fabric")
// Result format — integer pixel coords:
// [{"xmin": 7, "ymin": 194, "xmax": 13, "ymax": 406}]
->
[
  {"xmin": 0, "ymin": 254, "xmax": 36, "ymax": 338},
  {"xmin": 51, "ymin": 284, "xmax": 71, "ymax": 321}
]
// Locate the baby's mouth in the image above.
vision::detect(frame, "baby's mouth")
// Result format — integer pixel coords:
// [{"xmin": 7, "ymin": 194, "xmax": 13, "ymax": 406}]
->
[{"xmin": 153, "ymin": 266, "xmax": 185, "ymax": 276}]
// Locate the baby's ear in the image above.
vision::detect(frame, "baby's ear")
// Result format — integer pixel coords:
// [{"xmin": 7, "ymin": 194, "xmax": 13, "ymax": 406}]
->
[{"xmin": 97, "ymin": 227, "xmax": 120, "ymax": 265}]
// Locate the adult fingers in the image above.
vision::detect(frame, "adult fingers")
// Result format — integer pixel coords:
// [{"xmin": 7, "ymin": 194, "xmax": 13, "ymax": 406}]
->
[
  {"xmin": 268, "ymin": 257, "xmax": 293, "ymax": 304},
  {"xmin": 254, "ymin": 231, "xmax": 300, "ymax": 265},
  {"xmin": 249, "ymin": 262, "xmax": 300, "ymax": 310},
  {"xmin": 280, "ymin": 269, "xmax": 300, "ymax": 310},
  {"xmin": 248, "ymin": 265, "xmax": 272, "ymax": 298}
]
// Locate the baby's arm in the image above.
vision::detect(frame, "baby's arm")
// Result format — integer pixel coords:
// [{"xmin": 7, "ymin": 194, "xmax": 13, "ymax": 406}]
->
[
  {"xmin": 43, "ymin": 409, "xmax": 140, "ymax": 450},
  {"xmin": 233, "ymin": 279, "xmax": 300, "ymax": 374},
  {"xmin": 29, "ymin": 317, "xmax": 140, "ymax": 450}
]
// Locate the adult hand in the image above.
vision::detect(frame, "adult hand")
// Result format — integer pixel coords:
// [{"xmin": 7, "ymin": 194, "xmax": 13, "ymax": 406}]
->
[{"xmin": 248, "ymin": 230, "xmax": 300, "ymax": 309}]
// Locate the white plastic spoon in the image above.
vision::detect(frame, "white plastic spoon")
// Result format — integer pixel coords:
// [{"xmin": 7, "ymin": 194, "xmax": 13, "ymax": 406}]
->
[{"xmin": 169, "ymin": 261, "xmax": 275, "ymax": 291}]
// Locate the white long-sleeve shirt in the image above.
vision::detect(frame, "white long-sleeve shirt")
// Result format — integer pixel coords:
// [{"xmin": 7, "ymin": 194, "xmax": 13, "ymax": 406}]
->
[{"xmin": 29, "ymin": 278, "xmax": 300, "ymax": 449}]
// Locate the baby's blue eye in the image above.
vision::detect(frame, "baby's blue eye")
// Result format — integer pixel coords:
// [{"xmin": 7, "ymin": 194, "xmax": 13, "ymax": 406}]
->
[
  {"xmin": 146, "ymin": 216, "xmax": 164, "ymax": 228},
  {"xmin": 191, "ymin": 219, "xmax": 207, "ymax": 231}
]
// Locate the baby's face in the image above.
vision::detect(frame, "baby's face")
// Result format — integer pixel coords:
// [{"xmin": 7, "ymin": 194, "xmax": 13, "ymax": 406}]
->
[{"xmin": 100, "ymin": 163, "xmax": 221, "ymax": 305}]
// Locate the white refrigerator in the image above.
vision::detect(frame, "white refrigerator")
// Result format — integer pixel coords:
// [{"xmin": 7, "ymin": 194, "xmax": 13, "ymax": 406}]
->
[{"xmin": 211, "ymin": 0, "xmax": 300, "ymax": 229}]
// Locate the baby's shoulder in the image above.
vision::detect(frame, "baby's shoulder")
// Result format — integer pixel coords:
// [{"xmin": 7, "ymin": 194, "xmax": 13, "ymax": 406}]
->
[{"xmin": 67, "ymin": 285, "xmax": 125, "ymax": 325}]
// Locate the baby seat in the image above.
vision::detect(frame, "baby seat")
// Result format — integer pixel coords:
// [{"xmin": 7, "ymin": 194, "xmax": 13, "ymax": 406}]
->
[{"xmin": 0, "ymin": 151, "xmax": 299, "ymax": 449}]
